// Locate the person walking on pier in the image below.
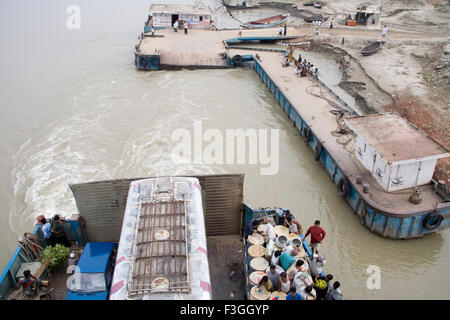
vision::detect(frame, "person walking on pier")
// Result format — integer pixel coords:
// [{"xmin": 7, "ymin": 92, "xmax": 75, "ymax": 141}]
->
[
  {"xmin": 304, "ymin": 220, "xmax": 326, "ymax": 254},
  {"xmin": 173, "ymin": 20, "xmax": 178, "ymax": 32},
  {"xmin": 151, "ymin": 26, "xmax": 155, "ymax": 36},
  {"xmin": 184, "ymin": 22, "xmax": 188, "ymax": 35}
]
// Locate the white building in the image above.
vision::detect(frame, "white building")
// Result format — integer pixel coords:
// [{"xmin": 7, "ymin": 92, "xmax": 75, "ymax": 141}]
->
[
  {"xmin": 345, "ymin": 113, "xmax": 449, "ymax": 192},
  {"xmin": 148, "ymin": 4, "xmax": 212, "ymax": 29}
]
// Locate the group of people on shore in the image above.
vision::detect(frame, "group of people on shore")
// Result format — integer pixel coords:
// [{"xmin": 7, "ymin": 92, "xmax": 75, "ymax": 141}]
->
[{"xmin": 246, "ymin": 211, "xmax": 342, "ymax": 300}]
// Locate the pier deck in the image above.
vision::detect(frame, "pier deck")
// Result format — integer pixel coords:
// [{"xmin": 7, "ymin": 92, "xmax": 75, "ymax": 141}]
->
[
  {"xmin": 227, "ymin": 47, "xmax": 446, "ymax": 214},
  {"xmin": 139, "ymin": 29, "xmax": 228, "ymax": 68}
]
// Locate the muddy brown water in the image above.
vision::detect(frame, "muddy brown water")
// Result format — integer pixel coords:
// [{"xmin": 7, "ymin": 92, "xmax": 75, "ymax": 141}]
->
[{"xmin": 1, "ymin": 0, "xmax": 449, "ymax": 299}]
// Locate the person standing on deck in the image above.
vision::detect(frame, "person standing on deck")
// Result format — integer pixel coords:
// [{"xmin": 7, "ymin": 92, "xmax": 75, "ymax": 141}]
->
[
  {"xmin": 40, "ymin": 217, "xmax": 52, "ymax": 247},
  {"xmin": 278, "ymin": 26, "xmax": 282, "ymax": 36},
  {"xmin": 173, "ymin": 20, "xmax": 178, "ymax": 32},
  {"xmin": 326, "ymin": 281, "xmax": 343, "ymax": 300},
  {"xmin": 310, "ymin": 254, "xmax": 327, "ymax": 278},
  {"xmin": 151, "ymin": 26, "xmax": 155, "ymax": 36},
  {"xmin": 283, "ymin": 210, "xmax": 303, "ymax": 234},
  {"xmin": 184, "ymin": 22, "xmax": 188, "ymax": 35},
  {"xmin": 266, "ymin": 265, "xmax": 281, "ymax": 291},
  {"xmin": 278, "ymin": 272, "xmax": 291, "ymax": 294},
  {"xmin": 382, "ymin": 25, "xmax": 388, "ymax": 38},
  {"xmin": 34, "ymin": 215, "xmax": 46, "ymax": 243},
  {"xmin": 238, "ymin": 25, "xmax": 243, "ymax": 37},
  {"xmin": 51, "ymin": 214, "xmax": 68, "ymax": 247},
  {"xmin": 313, "ymin": 275, "xmax": 328, "ymax": 300},
  {"xmin": 304, "ymin": 220, "xmax": 326, "ymax": 254},
  {"xmin": 283, "ymin": 23, "xmax": 287, "ymax": 36}
]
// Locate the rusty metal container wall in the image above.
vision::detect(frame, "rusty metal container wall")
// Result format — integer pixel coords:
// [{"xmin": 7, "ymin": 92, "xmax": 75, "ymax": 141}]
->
[
  {"xmin": 70, "ymin": 178, "xmax": 146, "ymax": 242},
  {"xmin": 196, "ymin": 174, "xmax": 244, "ymax": 236},
  {"xmin": 69, "ymin": 174, "xmax": 244, "ymax": 242}
]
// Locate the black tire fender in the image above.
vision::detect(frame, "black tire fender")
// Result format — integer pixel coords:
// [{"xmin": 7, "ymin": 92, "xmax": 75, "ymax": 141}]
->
[
  {"xmin": 232, "ymin": 55, "xmax": 243, "ymax": 64},
  {"xmin": 150, "ymin": 56, "xmax": 160, "ymax": 66},
  {"xmin": 337, "ymin": 177, "xmax": 349, "ymax": 197},
  {"xmin": 422, "ymin": 212, "xmax": 444, "ymax": 231},
  {"xmin": 302, "ymin": 126, "xmax": 311, "ymax": 143},
  {"xmin": 140, "ymin": 56, "xmax": 148, "ymax": 68},
  {"xmin": 314, "ymin": 143, "xmax": 322, "ymax": 161}
]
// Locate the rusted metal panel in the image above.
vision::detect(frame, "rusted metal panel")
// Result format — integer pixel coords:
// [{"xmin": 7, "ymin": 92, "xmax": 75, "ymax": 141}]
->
[
  {"xmin": 70, "ymin": 178, "xmax": 147, "ymax": 242},
  {"xmin": 197, "ymin": 174, "xmax": 244, "ymax": 236},
  {"xmin": 70, "ymin": 174, "xmax": 244, "ymax": 242}
]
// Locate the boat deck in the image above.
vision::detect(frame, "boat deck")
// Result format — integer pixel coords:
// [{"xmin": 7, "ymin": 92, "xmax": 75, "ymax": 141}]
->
[
  {"xmin": 227, "ymin": 47, "xmax": 446, "ymax": 215},
  {"xmin": 206, "ymin": 235, "xmax": 245, "ymax": 300}
]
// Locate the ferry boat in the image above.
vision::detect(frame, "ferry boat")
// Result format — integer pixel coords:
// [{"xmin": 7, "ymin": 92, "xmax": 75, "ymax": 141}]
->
[{"xmin": 0, "ymin": 175, "xmax": 334, "ymax": 300}]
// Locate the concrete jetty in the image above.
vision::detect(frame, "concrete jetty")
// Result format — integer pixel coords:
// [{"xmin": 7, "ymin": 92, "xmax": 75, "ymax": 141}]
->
[{"xmin": 135, "ymin": 27, "xmax": 303, "ymax": 70}]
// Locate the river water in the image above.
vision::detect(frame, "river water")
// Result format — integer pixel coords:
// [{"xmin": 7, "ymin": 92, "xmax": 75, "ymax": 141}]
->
[{"xmin": 1, "ymin": 0, "xmax": 449, "ymax": 299}]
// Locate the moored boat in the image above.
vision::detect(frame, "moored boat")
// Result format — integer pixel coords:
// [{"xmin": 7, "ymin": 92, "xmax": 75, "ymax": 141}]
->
[
  {"xmin": 360, "ymin": 41, "xmax": 381, "ymax": 56},
  {"xmin": 303, "ymin": 15, "xmax": 325, "ymax": 23},
  {"xmin": 226, "ymin": 4, "xmax": 260, "ymax": 10},
  {"xmin": 243, "ymin": 14, "xmax": 289, "ymax": 29}
]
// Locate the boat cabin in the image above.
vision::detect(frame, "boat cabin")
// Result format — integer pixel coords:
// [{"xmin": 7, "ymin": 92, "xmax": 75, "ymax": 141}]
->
[
  {"xmin": 147, "ymin": 4, "xmax": 212, "ymax": 29},
  {"xmin": 345, "ymin": 113, "xmax": 449, "ymax": 192}
]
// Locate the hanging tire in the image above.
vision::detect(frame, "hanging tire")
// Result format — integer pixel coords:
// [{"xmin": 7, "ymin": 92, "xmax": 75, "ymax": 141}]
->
[
  {"xmin": 302, "ymin": 126, "xmax": 311, "ymax": 143},
  {"xmin": 314, "ymin": 143, "xmax": 322, "ymax": 161},
  {"xmin": 337, "ymin": 178, "xmax": 349, "ymax": 197},
  {"xmin": 150, "ymin": 56, "xmax": 160, "ymax": 66},
  {"xmin": 232, "ymin": 55, "xmax": 243, "ymax": 64},
  {"xmin": 422, "ymin": 212, "xmax": 444, "ymax": 231},
  {"xmin": 140, "ymin": 56, "xmax": 148, "ymax": 69}
]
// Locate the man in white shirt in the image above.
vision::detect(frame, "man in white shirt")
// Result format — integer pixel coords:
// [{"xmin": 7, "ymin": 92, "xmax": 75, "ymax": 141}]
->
[
  {"xmin": 382, "ymin": 25, "xmax": 388, "ymax": 38},
  {"xmin": 310, "ymin": 254, "xmax": 326, "ymax": 278}
]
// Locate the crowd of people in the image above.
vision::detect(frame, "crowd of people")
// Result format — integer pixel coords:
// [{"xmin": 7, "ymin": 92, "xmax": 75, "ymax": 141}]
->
[
  {"xmin": 294, "ymin": 55, "xmax": 319, "ymax": 79},
  {"xmin": 246, "ymin": 211, "xmax": 342, "ymax": 300},
  {"xmin": 35, "ymin": 214, "xmax": 70, "ymax": 248},
  {"xmin": 281, "ymin": 45, "xmax": 319, "ymax": 79}
]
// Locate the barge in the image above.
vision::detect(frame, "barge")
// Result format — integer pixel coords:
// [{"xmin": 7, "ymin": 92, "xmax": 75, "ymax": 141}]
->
[{"xmin": 0, "ymin": 175, "xmax": 334, "ymax": 300}]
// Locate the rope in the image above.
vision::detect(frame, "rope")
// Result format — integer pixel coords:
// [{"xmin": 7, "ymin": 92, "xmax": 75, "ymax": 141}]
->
[{"xmin": 221, "ymin": 0, "xmax": 246, "ymax": 25}]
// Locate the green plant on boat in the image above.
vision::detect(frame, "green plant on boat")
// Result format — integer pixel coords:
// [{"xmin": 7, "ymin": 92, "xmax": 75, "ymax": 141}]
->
[{"xmin": 41, "ymin": 244, "xmax": 70, "ymax": 272}]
